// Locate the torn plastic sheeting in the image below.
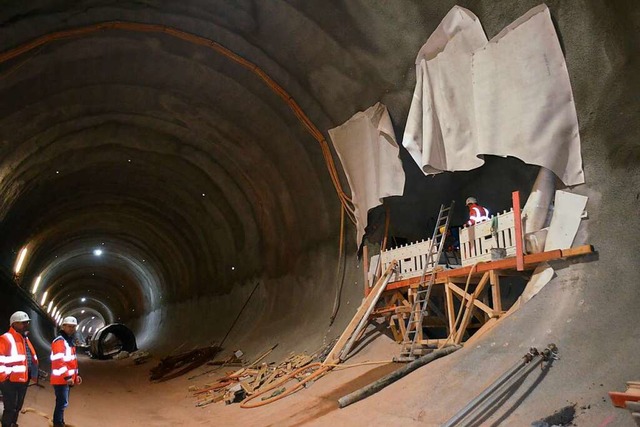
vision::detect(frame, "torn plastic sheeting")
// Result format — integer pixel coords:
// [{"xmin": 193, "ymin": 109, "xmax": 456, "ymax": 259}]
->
[
  {"xmin": 402, "ymin": 4, "xmax": 584, "ymax": 187},
  {"xmin": 403, "ymin": 5, "xmax": 487, "ymax": 175},
  {"xmin": 544, "ymin": 190, "xmax": 588, "ymax": 251},
  {"xmin": 328, "ymin": 103, "xmax": 405, "ymax": 248}
]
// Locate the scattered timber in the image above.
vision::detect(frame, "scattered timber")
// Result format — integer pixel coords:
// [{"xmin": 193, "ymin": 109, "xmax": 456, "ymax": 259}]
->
[
  {"xmin": 150, "ymin": 345, "xmax": 222, "ymax": 382},
  {"xmin": 190, "ymin": 349, "xmax": 317, "ymax": 408}
]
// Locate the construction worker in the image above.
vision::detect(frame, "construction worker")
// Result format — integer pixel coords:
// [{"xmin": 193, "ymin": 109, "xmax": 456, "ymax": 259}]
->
[
  {"xmin": 466, "ymin": 197, "xmax": 490, "ymax": 226},
  {"xmin": 50, "ymin": 316, "xmax": 82, "ymax": 427},
  {"xmin": 0, "ymin": 310, "xmax": 39, "ymax": 427}
]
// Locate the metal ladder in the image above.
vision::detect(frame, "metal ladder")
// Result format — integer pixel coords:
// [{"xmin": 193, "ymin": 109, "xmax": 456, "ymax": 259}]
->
[{"xmin": 396, "ymin": 202, "xmax": 455, "ymax": 361}]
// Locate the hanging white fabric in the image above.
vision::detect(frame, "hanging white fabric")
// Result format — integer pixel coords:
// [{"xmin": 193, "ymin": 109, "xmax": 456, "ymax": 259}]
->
[
  {"xmin": 402, "ymin": 4, "xmax": 585, "ymax": 187},
  {"xmin": 403, "ymin": 6, "xmax": 487, "ymax": 175},
  {"xmin": 328, "ymin": 103, "xmax": 406, "ymax": 247}
]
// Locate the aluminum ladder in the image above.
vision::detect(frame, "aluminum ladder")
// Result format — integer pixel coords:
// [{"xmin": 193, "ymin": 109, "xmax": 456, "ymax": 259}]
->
[{"xmin": 396, "ymin": 202, "xmax": 455, "ymax": 362}]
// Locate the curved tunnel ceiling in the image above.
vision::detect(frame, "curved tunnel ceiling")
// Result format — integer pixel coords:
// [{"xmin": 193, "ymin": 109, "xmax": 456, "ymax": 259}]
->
[
  {"xmin": 0, "ymin": 2, "xmax": 549, "ymax": 345},
  {"xmin": 0, "ymin": 5, "xmax": 349, "ymax": 332}
]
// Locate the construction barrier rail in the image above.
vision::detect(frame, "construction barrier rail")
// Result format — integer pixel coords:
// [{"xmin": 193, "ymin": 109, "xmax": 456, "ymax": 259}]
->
[
  {"xmin": 380, "ymin": 238, "xmax": 435, "ymax": 282},
  {"xmin": 460, "ymin": 209, "xmax": 517, "ymax": 266}
]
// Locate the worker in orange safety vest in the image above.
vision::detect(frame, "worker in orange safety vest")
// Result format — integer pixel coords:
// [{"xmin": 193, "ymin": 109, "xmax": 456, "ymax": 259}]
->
[
  {"xmin": 50, "ymin": 316, "xmax": 82, "ymax": 427},
  {"xmin": 0, "ymin": 310, "xmax": 39, "ymax": 427},
  {"xmin": 466, "ymin": 197, "xmax": 490, "ymax": 226}
]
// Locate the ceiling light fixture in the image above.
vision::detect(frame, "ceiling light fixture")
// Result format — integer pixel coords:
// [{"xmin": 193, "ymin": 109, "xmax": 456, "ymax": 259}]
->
[
  {"xmin": 31, "ymin": 275, "xmax": 42, "ymax": 294},
  {"xmin": 14, "ymin": 247, "xmax": 28, "ymax": 274}
]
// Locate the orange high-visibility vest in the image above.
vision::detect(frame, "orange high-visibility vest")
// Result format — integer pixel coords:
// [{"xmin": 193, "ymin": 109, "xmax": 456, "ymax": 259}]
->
[
  {"xmin": 50, "ymin": 335, "xmax": 79, "ymax": 385},
  {"xmin": 467, "ymin": 204, "xmax": 490, "ymax": 226},
  {"xmin": 0, "ymin": 327, "xmax": 38, "ymax": 383}
]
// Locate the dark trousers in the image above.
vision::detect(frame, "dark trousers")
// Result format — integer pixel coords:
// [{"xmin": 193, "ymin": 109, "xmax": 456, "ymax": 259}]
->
[
  {"xmin": 0, "ymin": 380, "xmax": 28, "ymax": 427},
  {"xmin": 53, "ymin": 384, "xmax": 70, "ymax": 425}
]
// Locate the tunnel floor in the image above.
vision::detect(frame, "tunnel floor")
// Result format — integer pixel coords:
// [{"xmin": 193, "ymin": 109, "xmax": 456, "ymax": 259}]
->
[{"xmin": 18, "ymin": 334, "xmax": 420, "ymax": 427}]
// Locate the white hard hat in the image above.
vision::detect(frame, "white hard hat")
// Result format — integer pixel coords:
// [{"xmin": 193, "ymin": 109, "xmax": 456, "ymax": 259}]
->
[
  {"xmin": 10, "ymin": 311, "xmax": 30, "ymax": 324},
  {"xmin": 61, "ymin": 316, "xmax": 78, "ymax": 326},
  {"xmin": 465, "ymin": 197, "xmax": 477, "ymax": 205}
]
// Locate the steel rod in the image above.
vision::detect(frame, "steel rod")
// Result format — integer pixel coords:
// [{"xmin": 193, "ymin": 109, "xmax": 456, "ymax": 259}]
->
[{"xmin": 442, "ymin": 358, "xmax": 529, "ymax": 427}]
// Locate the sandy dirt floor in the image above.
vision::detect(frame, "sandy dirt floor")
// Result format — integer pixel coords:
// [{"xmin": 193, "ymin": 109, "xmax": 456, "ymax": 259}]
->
[{"xmin": 14, "ymin": 331, "xmax": 418, "ymax": 427}]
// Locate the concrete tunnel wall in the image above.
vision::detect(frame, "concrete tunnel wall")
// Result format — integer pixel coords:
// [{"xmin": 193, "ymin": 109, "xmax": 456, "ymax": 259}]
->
[{"xmin": 0, "ymin": 1, "xmax": 638, "ymax": 422}]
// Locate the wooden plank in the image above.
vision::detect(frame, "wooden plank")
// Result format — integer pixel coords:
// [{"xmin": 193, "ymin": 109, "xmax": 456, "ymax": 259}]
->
[
  {"xmin": 454, "ymin": 273, "xmax": 490, "ymax": 344},
  {"xmin": 490, "ymin": 270, "xmax": 503, "ymax": 313},
  {"xmin": 513, "ymin": 191, "xmax": 524, "ymax": 271},
  {"xmin": 561, "ymin": 245, "xmax": 594, "ymax": 257},
  {"xmin": 363, "ymin": 245, "xmax": 370, "ymax": 297},
  {"xmin": 418, "ymin": 338, "xmax": 451, "ymax": 346},
  {"xmin": 323, "ymin": 260, "xmax": 397, "ymax": 365},
  {"xmin": 445, "ymin": 284, "xmax": 455, "ymax": 336},
  {"xmin": 389, "ymin": 315, "xmax": 403, "ymax": 342}
]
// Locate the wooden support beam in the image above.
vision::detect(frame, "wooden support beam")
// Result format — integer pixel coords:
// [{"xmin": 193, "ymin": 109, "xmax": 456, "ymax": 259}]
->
[
  {"xmin": 389, "ymin": 315, "xmax": 403, "ymax": 342},
  {"xmin": 454, "ymin": 272, "xmax": 490, "ymax": 344},
  {"xmin": 513, "ymin": 190, "xmax": 524, "ymax": 271},
  {"xmin": 490, "ymin": 270, "xmax": 503, "ymax": 313},
  {"xmin": 324, "ymin": 260, "xmax": 397, "ymax": 365},
  {"xmin": 418, "ymin": 338, "xmax": 452, "ymax": 346},
  {"xmin": 561, "ymin": 245, "xmax": 594, "ymax": 257},
  {"xmin": 445, "ymin": 285, "xmax": 455, "ymax": 336},
  {"xmin": 363, "ymin": 245, "xmax": 370, "ymax": 297},
  {"xmin": 446, "ymin": 281, "xmax": 495, "ymax": 317}
]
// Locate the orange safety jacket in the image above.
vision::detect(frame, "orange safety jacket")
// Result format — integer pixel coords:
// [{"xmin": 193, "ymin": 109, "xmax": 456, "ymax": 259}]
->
[
  {"xmin": 0, "ymin": 327, "xmax": 38, "ymax": 383},
  {"xmin": 467, "ymin": 203, "xmax": 490, "ymax": 226},
  {"xmin": 50, "ymin": 335, "xmax": 78, "ymax": 385}
]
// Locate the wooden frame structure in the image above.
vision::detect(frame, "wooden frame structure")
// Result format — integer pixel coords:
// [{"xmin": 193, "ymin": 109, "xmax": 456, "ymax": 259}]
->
[{"xmin": 372, "ymin": 245, "xmax": 594, "ymax": 348}]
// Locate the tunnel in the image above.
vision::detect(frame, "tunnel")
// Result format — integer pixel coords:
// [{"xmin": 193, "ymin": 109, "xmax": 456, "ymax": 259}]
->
[{"xmin": 0, "ymin": 1, "xmax": 638, "ymax": 426}]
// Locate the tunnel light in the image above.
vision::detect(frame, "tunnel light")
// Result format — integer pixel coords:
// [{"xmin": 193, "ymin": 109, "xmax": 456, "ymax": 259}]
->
[
  {"xmin": 88, "ymin": 327, "xmax": 93, "ymax": 333},
  {"xmin": 93, "ymin": 249, "xmax": 103, "ymax": 256},
  {"xmin": 231, "ymin": 266, "xmax": 235, "ymax": 271},
  {"xmin": 52, "ymin": 306, "xmax": 58, "ymax": 318},
  {"xmin": 41, "ymin": 291, "xmax": 48, "ymax": 305},
  {"xmin": 14, "ymin": 247, "xmax": 28, "ymax": 274},
  {"xmin": 92, "ymin": 316, "xmax": 95, "ymax": 320},
  {"xmin": 81, "ymin": 310, "xmax": 85, "ymax": 314},
  {"xmin": 81, "ymin": 297, "xmax": 87, "ymax": 302},
  {"xmin": 31, "ymin": 275, "xmax": 42, "ymax": 294},
  {"xmin": 47, "ymin": 301, "xmax": 53, "ymax": 314},
  {"xmin": 202, "ymin": 193, "xmax": 206, "ymax": 197},
  {"xmin": 55, "ymin": 170, "xmax": 60, "ymax": 174},
  {"xmin": 81, "ymin": 326, "xmax": 86, "ymax": 333}
]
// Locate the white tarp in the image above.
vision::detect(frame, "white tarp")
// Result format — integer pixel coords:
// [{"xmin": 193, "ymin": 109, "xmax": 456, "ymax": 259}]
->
[
  {"xmin": 403, "ymin": 4, "xmax": 584, "ymax": 186},
  {"xmin": 403, "ymin": 6, "xmax": 487, "ymax": 174},
  {"xmin": 328, "ymin": 103, "xmax": 406, "ymax": 247}
]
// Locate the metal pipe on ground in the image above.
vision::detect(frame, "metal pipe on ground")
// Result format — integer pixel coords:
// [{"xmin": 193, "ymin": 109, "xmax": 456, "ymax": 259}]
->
[
  {"xmin": 458, "ymin": 351, "xmax": 551, "ymax": 427},
  {"xmin": 338, "ymin": 345, "xmax": 461, "ymax": 408},
  {"xmin": 442, "ymin": 344, "xmax": 558, "ymax": 427}
]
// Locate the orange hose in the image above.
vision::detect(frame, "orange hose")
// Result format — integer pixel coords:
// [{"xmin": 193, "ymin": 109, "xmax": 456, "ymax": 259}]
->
[{"xmin": 0, "ymin": 21, "xmax": 356, "ymax": 220}]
